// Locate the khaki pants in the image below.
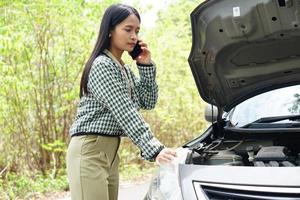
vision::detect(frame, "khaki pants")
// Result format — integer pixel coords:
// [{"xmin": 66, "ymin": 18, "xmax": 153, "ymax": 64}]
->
[{"xmin": 66, "ymin": 135, "xmax": 120, "ymax": 200}]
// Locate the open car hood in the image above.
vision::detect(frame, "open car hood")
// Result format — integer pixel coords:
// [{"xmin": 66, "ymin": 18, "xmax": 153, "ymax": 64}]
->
[{"xmin": 188, "ymin": 0, "xmax": 300, "ymax": 112}]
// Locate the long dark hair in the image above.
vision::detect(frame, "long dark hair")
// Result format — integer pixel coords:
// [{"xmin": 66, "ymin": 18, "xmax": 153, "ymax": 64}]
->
[{"xmin": 79, "ymin": 4, "xmax": 141, "ymax": 97}]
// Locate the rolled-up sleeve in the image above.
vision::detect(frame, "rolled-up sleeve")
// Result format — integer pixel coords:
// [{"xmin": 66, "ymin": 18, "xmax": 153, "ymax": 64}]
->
[{"xmin": 87, "ymin": 58, "xmax": 164, "ymax": 161}]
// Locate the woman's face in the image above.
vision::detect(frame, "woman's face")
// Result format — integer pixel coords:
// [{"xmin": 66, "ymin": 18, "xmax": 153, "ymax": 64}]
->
[{"xmin": 110, "ymin": 14, "xmax": 140, "ymax": 53}]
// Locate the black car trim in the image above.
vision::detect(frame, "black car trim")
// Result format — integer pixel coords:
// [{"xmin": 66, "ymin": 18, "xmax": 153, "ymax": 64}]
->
[
  {"xmin": 200, "ymin": 185, "xmax": 300, "ymax": 200},
  {"xmin": 193, "ymin": 181, "xmax": 300, "ymax": 200}
]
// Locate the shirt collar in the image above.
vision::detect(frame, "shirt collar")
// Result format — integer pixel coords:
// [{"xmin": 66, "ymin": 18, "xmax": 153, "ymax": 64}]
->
[{"xmin": 103, "ymin": 49, "xmax": 125, "ymax": 69}]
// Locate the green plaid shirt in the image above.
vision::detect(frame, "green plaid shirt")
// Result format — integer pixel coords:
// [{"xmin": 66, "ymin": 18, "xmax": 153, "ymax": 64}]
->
[{"xmin": 69, "ymin": 51, "xmax": 164, "ymax": 161}]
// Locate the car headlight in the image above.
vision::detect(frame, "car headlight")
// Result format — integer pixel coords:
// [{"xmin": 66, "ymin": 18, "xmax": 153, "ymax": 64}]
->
[{"xmin": 145, "ymin": 148, "xmax": 189, "ymax": 200}]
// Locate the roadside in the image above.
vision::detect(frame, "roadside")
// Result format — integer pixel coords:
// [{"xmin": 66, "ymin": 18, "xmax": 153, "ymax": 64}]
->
[
  {"xmin": 118, "ymin": 179, "xmax": 151, "ymax": 200},
  {"xmin": 37, "ymin": 174, "xmax": 153, "ymax": 200}
]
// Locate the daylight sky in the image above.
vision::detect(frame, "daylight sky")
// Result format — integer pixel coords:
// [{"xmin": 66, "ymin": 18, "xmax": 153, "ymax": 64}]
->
[{"xmin": 122, "ymin": 0, "xmax": 174, "ymax": 28}]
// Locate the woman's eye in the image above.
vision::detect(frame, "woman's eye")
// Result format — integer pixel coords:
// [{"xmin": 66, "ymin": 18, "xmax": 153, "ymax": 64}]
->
[{"xmin": 125, "ymin": 29, "xmax": 131, "ymax": 32}]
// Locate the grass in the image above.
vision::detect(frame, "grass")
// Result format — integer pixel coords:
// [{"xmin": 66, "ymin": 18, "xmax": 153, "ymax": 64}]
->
[
  {"xmin": 0, "ymin": 172, "xmax": 69, "ymax": 199},
  {"xmin": 0, "ymin": 162, "xmax": 156, "ymax": 199}
]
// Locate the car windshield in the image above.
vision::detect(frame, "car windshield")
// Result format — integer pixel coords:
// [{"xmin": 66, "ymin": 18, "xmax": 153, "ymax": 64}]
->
[{"xmin": 228, "ymin": 85, "xmax": 300, "ymax": 127}]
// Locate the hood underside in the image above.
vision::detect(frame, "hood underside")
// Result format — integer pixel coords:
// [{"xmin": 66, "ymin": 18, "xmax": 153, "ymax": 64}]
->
[{"xmin": 188, "ymin": 0, "xmax": 300, "ymax": 112}]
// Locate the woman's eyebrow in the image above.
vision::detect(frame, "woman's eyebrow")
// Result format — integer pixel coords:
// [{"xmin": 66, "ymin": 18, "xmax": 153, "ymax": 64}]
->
[{"xmin": 124, "ymin": 25, "xmax": 140, "ymax": 29}]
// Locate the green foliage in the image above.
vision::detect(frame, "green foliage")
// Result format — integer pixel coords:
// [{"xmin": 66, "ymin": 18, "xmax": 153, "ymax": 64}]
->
[
  {"xmin": 0, "ymin": 0, "xmax": 207, "ymax": 198},
  {"xmin": 145, "ymin": 0, "xmax": 207, "ymax": 146},
  {"xmin": 41, "ymin": 139, "xmax": 66, "ymax": 153},
  {"xmin": 1, "ymin": 0, "xmax": 119, "ymax": 173},
  {"xmin": 289, "ymin": 94, "xmax": 300, "ymax": 114},
  {"xmin": 0, "ymin": 172, "xmax": 68, "ymax": 199}
]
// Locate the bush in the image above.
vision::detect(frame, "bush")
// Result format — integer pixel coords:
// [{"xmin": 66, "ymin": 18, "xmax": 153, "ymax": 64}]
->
[{"xmin": 0, "ymin": 0, "xmax": 206, "ymax": 198}]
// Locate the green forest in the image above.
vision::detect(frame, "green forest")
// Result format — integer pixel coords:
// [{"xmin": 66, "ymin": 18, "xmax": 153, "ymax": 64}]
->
[{"xmin": 0, "ymin": 0, "xmax": 206, "ymax": 198}]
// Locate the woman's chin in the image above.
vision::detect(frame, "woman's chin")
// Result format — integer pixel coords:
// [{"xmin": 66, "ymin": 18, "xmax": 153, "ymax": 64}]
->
[{"xmin": 126, "ymin": 48, "xmax": 132, "ymax": 52}]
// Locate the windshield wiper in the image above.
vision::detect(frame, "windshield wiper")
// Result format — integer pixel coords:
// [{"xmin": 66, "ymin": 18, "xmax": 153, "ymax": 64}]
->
[{"xmin": 242, "ymin": 114, "xmax": 300, "ymax": 128}]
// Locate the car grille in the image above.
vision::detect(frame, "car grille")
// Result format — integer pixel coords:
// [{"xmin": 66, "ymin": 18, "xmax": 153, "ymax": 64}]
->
[{"xmin": 201, "ymin": 185, "xmax": 300, "ymax": 200}]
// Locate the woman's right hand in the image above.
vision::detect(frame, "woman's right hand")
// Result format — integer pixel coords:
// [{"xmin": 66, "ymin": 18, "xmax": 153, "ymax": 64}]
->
[{"xmin": 155, "ymin": 148, "xmax": 177, "ymax": 165}]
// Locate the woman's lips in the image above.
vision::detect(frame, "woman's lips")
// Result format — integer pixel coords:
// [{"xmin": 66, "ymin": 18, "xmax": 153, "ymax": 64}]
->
[{"xmin": 128, "ymin": 43, "xmax": 136, "ymax": 48}]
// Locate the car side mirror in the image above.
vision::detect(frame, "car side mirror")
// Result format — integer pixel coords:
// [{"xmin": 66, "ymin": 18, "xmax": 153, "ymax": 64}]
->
[{"xmin": 205, "ymin": 104, "xmax": 218, "ymax": 122}]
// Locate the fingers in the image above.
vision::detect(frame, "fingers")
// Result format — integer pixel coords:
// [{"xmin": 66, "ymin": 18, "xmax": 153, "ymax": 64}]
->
[
  {"xmin": 138, "ymin": 41, "xmax": 149, "ymax": 54},
  {"xmin": 155, "ymin": 148, "xmax": 177, "ymax": 165},
  {"xmin": 138, "ymin": 41, "xmax": 150, "ymax": 54},
  {"xmin": 138, "ymin": 40, "xmax": 147, "ymax": 48},
  {"xmin": 159, "ymin": 153, "xmax": 174, "ymax": 162},
  {"xmin": 165, "ymin": 148, "xmax": 177, "ymax": 156},
  {"xmin": 136, "ymin": 49, "xmax": 151, "ymax": 63},
  {"xmin": 139, "ymin": 46, "xmax": 149, "ymax": 54}
]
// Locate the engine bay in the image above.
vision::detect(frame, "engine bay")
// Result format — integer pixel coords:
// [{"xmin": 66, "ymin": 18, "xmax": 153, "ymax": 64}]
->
[{"xmin": 186, "ymin": 138, "xmax": 300, "ymax": 167}]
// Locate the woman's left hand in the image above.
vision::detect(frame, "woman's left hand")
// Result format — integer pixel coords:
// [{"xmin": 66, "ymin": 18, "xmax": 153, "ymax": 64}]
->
[
  {"xmin": 155, "ymin": 148, "xmax": 177, "ymax": 165},
  {"xmin": 135, "ymin": 40, "xmax": 151, "ymax": 65}
]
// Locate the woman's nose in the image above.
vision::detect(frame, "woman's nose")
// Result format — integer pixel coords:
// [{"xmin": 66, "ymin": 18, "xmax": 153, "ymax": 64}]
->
[{"xmin": 130, "ymin": 32, "xmax": 137, "ymax": 41}]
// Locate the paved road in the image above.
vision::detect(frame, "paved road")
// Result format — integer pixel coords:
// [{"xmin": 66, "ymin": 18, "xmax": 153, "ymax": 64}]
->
[
  {"xmin": 54, "ymin": 180, "xmax": 151, "ymax": 200},
  {"xmin": 118, "ymin": 181, "xmax": 150, "ymax": 200}
]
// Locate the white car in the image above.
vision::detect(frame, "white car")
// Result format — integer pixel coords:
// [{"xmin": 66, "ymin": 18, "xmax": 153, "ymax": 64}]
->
[{"xmin": 145, "ymin": 0, "xmax": 300, "ymax": 199}]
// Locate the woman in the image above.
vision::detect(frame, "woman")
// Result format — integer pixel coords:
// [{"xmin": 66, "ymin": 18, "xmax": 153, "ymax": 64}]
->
[{"xmin": 66, "ymin": 4, "xmax": 177, "ymax": 200}]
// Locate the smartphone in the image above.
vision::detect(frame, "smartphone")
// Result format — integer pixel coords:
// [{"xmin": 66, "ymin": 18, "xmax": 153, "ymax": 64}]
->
[{"xmin": 129, "ymin": 42, "xmax": 142, "ymax": 60}]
